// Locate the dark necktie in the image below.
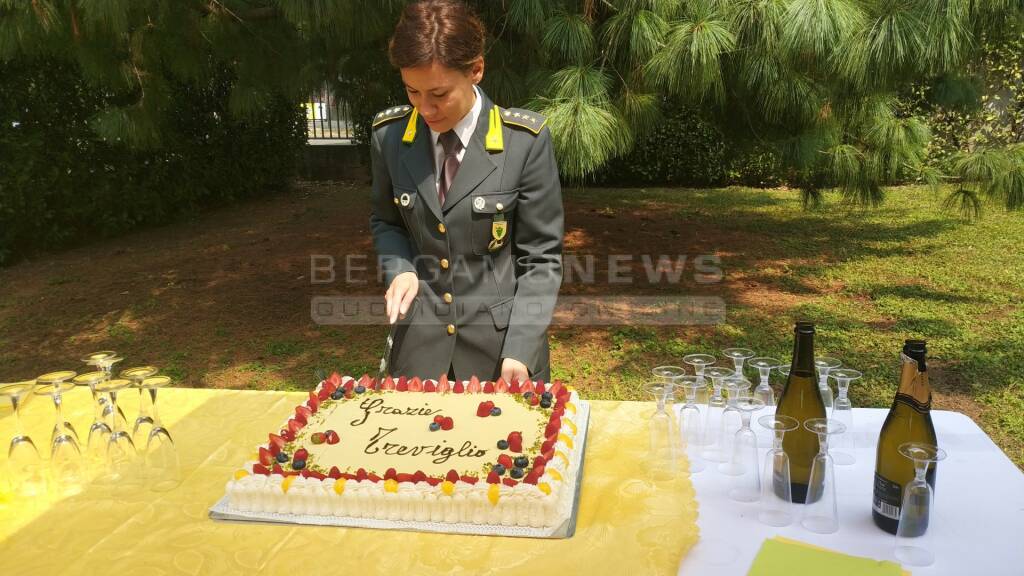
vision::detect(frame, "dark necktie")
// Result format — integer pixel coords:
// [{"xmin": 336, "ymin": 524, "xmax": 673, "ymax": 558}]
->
[{"xmin": 438, "ymin": 129, "xmax": 463, "ymax": 206}]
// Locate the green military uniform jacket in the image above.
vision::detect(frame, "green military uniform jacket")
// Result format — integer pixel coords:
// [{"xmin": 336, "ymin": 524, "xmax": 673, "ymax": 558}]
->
[{"xmin": 369, "ymin": 88, "xmax": 563, "ymax": 382}]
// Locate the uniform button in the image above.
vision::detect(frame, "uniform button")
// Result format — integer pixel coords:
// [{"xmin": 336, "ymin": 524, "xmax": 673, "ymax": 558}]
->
[
  {"xmin": 440, "ymin": 258, "xmax": 449, "ymax": 270},
  {"xmin": 443, "ymin": 292, "xmax": 453, "ymax": 303},
  {"xmin": 496, "ymin": 202, "xmax": 504, "ymax": 212},
  {"xmin": 446, "ymin": 324, "xmax": 456, "ymax": 335},
  {"xmin": 437, "ymin": 223, "xmax": 446, "ymax": 234},
  {"xmin": 393, "ymin": 197, "xmax": 399, "ymax": 205}
]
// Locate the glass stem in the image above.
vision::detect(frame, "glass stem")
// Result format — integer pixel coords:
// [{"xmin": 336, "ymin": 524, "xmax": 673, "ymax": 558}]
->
[
  {"xmin": 54, "ymin": 393, "xmax": 65, "ymax": 434},
  {"xmin": 149, "ymin": 388, "xmax": 161, "ymax": 427},
  {"xmin": 109, "ymin": 392, "xmax": 119, "ymax": 433},
  {"xmin": 11, "ymin": 396, "xmax": 24, "ymax": 437},
  {"xmin": 773, "ymin": 430, "xmax": 785, "ymax": 451},
  {"xmin": 817, "ymin": 432, "xmax": 829, "ymax": 456},
  {"xmin": 914, "ymin": 458, "xmax": 929, "ymax": 483}
]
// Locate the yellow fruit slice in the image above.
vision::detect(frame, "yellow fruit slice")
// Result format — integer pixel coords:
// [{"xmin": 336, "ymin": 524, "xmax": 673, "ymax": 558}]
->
[
  {"xmin": 281, "ymin": 475, "xmax": 296, "ymax": 493},
  {"xmin": 488, "ymin": 483, "xmax": 500, "ymax": 505}
]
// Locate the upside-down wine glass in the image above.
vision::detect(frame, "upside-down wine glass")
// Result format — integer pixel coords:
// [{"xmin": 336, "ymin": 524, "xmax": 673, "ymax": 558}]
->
[{"xmin": 830, "ymin": 368, "xmax": 862, "ymax": 466}]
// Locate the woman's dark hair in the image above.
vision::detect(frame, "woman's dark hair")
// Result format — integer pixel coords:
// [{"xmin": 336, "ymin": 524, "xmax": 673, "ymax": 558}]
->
[{"xmin": 388, "ymin": 0, "xmax": 485, "ymax": 72}]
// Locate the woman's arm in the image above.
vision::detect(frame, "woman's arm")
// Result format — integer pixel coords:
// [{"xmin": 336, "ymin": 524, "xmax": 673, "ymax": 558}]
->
[
  {"xmin": 368, "ymin": 128, "xmax": 419, "ymax": 323},
  {"xmin": 501, "ymin": 126, "xmax": 564, "ymax": 373}
]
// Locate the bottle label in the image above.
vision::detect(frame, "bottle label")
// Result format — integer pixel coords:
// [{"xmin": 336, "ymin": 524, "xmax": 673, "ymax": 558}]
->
[
  {"xmin": 873, "ymin": 472, "xmax": 902, "ymax": 520},
  {"xmin": 894, "ymin": 392, "xmax": 931, "ymax": 414}
]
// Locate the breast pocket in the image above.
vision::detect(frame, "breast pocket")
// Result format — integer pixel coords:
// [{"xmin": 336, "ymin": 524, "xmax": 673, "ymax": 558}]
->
[
  {"xmin": 470, "ymin": 189, "xmax": 519, "ymax": 256},
  {"xmin": 393, "ymin": 187, "xmax": 422, "ymax": 248}
]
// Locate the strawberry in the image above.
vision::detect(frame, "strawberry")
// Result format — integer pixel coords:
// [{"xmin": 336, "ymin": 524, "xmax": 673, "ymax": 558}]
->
[
  {"xmin": 358, "ymin": 374, "xmax": 372, "ymax": 389},
  {"xmin": 502, "ymin": 478, "xmax": 518, "ymax": 487},
  {"xmin": 325, "ymin": 430, "xmax": 340, "ymax": 445},
  {"xmin": 523, "ymin": 470, "xmax": 541, "ymax": 485},
  {"xmin": 507, "ymin": 431, "xmax": 523, "ymax": 453},
  {"xmin": 460, "ymin": 475, "xmax": 479, "ymax": 485},
  {"xmin": 545, "ymin": 420, "xmax": 561, "ymax": 438},
  {"xmin": 296, "ymin": 405, "xmax": 313, "ymax": 421},
  {"xmin": 287, "ymin": 418, "xmax": 303, "ymax": 435},
  {"xmin": 509, "ymin": 379, "xmax": 521, "ymax": 393},
  {"xmin": 542, "ymin": 448, "xmax": 554, "ymax": 462},
  {"xmin": 355, "ymin": 468, "xmax": 368, "ymax": 481},
  {"xmin": 467, "ymin": 376, "xmax": 481, "ymax": 393},
  {"xmin": 483, "ymin": 380, "xmax": 495, "ymax": 393},
  {"xmin": 306, "ymin": 470, "xmax": 327, "ymax": 481},
  {"xmin": 446, "ymin": 469, "xmax": 460, "ymax": 483},
  {"xmin": 487, "ymin": 471, "xmax": 500, "ymax": 484},
  {"xmin": 438, "ymin": 373, "xmax": 449, "ymax": 391},
  {"xmin": 293, "ymin": 448, "xmax": 309, "ymax": 461},
  {"xmin": 280, "ymin": 429, "xmax": 295, "ymax": 442},
  {"xmin": 495, "ymin": 378, "xmax": 508, "ymax": 393},
  {"xmin": 396, "ymin": 472, "xmax": 414, "ymax": 483},
  {"xmin": 344, "ymin": 378, "xmax": 356, "ymax": 392},
  {"xmin": 531, "ymin": 464, "xmax": 546, "ymax": 478},
  {"xmin": 310, "ymin": 432, "xmax": 326, "ymax": 445},
  {"xmin": 498, "ymin": 454, "xmax": 513, "ymax": 469},
  {"xmin": 269, "ymin": 433, "xmax": 286, "ymax": 451},
  {"xmin": 367, "ymin": 473, "xmax": 382, "ymax": 482},
  {"xmin": 396, "ymin": 378, "xmax": 408, "ymax": 392},
  {"xmin": 317, "ymin": 385, "xmax": 331, "ymax": 402},
  {"xmin": 412, "ymin": 470, "xmax": 427, "ymax": 483},
  {"xmin": 441, "ymin": 416, "xmax": 454, "ymax": 431},
  {"xmin": 530, "ymin": 394, "xmax": 541, "ymax": 406},
  {"xmin": 476, "ymin": 401, "xmax": 492, "ymax": 417},
  {"xmin": 328, "ymin": 372, "xmax": 342, "ymax": 387},
  {"xmin": 424, "ymin": 380, "xmax": 436, "ymax": 392},
  {"xmin": 308, "ymin": 391, "xmax": 320, "ymax": 412},
  {"xmin": 453, "ymin": 380, "xmax": 465, "ymax": 393},
  {"xmin": 541, "ymin": 438, "xmax": 555, "ymax": 454},
  {"xmin": 384, "ymin": 467, "xmax": 398, "ymax": 480},
  {"xmin": 534, "ymin": 380, "xmax": 546, "ymax": 394},
  {"xmin": 520, "ymin": 380, "xmax": 534, "ymax": 395},
  {"xmin": 534, "ymin": 455, "xmax": 548, "ymax": 468},
  {"xmin": 382, "ymin": 376, "xmax": 395, "ymax": 390},
  {"xmin": 408, "ymin": 377, "xmax": 422, "ymax": 392},
  {"xmin": 259, "ymin": 447, "xmax": 274, "ymax": 466},
  {"xmin": 328, "ymin": 466, "xmax": 342, "ymax": 479},
  {"xmin": 424, "ymin": 477, "xmax": 442, "ymax": 486},
  {"xmin": 253, "ymin": 463, "xmax": 271, "ymax": 475},
  {"xmin": 550, "ymin": 381, "xmax": 563, "ymax": 397},
  {"xmin": 272, "ymin": 464, "xmax": 284, "ymax": 475}
]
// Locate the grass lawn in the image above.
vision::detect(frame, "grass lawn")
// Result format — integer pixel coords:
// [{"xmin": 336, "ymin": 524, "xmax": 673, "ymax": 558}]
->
[{"xmin": 0, "ymin": 182, "xmax": 1021, "ymax": 467}]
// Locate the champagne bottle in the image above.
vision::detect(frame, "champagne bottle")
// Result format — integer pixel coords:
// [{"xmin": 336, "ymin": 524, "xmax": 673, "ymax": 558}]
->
[
  {"xmin": 872, "ymin": 339, "xmax": 937, "ymax": 534},
  {"xmin": 775, "ymin": 321, "xmax": 827, "ymax": 503}
]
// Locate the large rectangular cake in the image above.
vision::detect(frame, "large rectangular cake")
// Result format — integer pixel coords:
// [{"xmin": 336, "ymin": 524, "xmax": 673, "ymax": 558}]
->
[{"xmin": 224, "ymin": 373, "xmax": 584, "ymax": 530}]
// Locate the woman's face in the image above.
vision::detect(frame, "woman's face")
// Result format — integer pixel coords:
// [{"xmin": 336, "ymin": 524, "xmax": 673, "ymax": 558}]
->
[{"xmin": 401, "ymin": 58, "xmax": 484, "ymax": 134}]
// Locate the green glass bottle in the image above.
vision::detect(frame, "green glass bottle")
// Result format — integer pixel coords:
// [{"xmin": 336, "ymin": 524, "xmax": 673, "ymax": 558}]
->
[
  {"xmin": 872, "ymin": 339, "xmax": 938, "ymax": 534},
  {"xmin": 775, "ymin": 321, "xmax": 827, "ymax": 503}
]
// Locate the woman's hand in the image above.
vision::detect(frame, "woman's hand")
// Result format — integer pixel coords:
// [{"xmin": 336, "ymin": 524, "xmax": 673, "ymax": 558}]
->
[
  {"xmin": 501, "ymin": 357, "xmax": 530, "ymax": 384},
  {"xmin": 385, "ymin": 272, "xmax": 419, "ymax": 324}
]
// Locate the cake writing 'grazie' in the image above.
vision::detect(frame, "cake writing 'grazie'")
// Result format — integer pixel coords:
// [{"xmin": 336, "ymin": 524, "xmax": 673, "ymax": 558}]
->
[{"xmin": 225, "ymin": 373, "xmax": 585, "ymax": 529}]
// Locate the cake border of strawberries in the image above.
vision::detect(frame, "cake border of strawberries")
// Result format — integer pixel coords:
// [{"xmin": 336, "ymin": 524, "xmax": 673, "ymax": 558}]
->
[{"xmin": 223, "ymin": 373, "xmax": 587, "ymax": 531}]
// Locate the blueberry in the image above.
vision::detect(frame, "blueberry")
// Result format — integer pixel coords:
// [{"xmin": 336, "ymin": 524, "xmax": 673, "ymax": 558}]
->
[
  {"xmin": 429, "ymin": 422, "xmax": 441, "ymax": 432},
  {"xmin": 330, "ymin": 389, "xmax": 344, "ymax": 400},
  {"xmin": 492, "ymin": 464, "xmax": 506, "ymax": 475},
  {"xmin": 541, "ymin": 391, "xmax": 553, "ymax": 401},
  {"xmin": 355, "ymin": 385, "xmax": 366, "ymax": 394},
  {"xmin": 514, "ymin": 456, "xmax": 529, "ymax": 469},
  {"xmin": 490, "ymin": 406, "xmax": 502, "ymax": 417},
  {"xmin": 523, "ymin": 391, "xmax": 534, "ymax": 400},
  {"xmin": 276, "ymin": 452, "xmax": 289, "ymax": 464},
  {"xmin": 510, "ymin": 467, "xmax": 524, "ymax": 479},
  {"xmin": 540, "ymin": 399, "xmax": 552, "ymax": 409},
  {"xmin": 292, "ymin": 459, "xmax": 306, "ymax": 470},
  {"xmin": 497, "ymin": 439, "xmax": 509, "ymax": 450}
]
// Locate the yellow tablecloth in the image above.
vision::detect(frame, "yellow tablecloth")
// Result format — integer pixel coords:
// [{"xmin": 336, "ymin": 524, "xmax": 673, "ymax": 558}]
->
[{"xmin": 0, "ymin": 387, "xmax": 698, "ymax": 575}]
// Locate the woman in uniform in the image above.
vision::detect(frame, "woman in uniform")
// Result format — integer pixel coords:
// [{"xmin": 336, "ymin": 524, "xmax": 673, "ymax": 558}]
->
[{"xmin": 369, "ymin": 0, "xmax": 563, "ymax": 384}]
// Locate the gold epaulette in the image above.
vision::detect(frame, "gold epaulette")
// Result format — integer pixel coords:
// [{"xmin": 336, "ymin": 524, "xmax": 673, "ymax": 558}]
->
[
  {"xmin": 372, "ymin": 105, "xmax": 413, "ymax": 128},
  {"xmin": 499, "ymin": 107, "xmax": 547, "ymax": 134}
]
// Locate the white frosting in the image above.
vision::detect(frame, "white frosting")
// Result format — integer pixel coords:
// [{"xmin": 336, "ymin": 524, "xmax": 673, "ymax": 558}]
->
[{"xmin": 225, "ymin": 381, "xmax": 582, "ymax": 528}]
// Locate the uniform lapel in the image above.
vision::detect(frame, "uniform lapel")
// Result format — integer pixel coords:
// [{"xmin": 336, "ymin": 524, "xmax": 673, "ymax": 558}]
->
[
  {"xmin": 441, "ymin": 90, "xmax": 497, "ymax": 213},
  {"xmin": 399, "ymin": 113, "xmax": 444, "ymax": 223}
]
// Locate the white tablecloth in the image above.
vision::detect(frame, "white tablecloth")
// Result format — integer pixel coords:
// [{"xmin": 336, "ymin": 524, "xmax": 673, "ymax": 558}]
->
[{"xmin": 676, "ymin": 407, "xmax": 1024, "ymax": 575}]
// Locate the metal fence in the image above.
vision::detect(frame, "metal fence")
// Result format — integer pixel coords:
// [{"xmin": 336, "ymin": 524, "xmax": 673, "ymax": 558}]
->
[{"xmin": 305, "ymin": 88, "xmax": 355, "ymax": 142}]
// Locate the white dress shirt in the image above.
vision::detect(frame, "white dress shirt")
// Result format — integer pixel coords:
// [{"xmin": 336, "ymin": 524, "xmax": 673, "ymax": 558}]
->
[{"xmin": 429, "ymin": 84, "xmax": 482, "ymax": 194}]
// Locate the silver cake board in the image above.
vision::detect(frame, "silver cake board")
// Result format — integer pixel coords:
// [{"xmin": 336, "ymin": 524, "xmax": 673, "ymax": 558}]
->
[{"xmin": 209, "ymin": 400, "xmax": 590, "ymax": 539}]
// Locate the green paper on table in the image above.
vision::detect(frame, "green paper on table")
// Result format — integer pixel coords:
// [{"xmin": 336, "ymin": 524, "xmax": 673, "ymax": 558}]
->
[{"xmin": 747, "ymin": 536, "xmax": 909, "ymax": 576}]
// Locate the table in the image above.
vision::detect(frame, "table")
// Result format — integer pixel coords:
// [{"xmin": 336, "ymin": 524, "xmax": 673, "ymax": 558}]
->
[
  {"xmin": 0, "ymin": 388, "xmax": 697, "ymax": 575},
  {"xmin": 678, "ymin": 407, "xmax": 1024, "ymax": 575}
]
